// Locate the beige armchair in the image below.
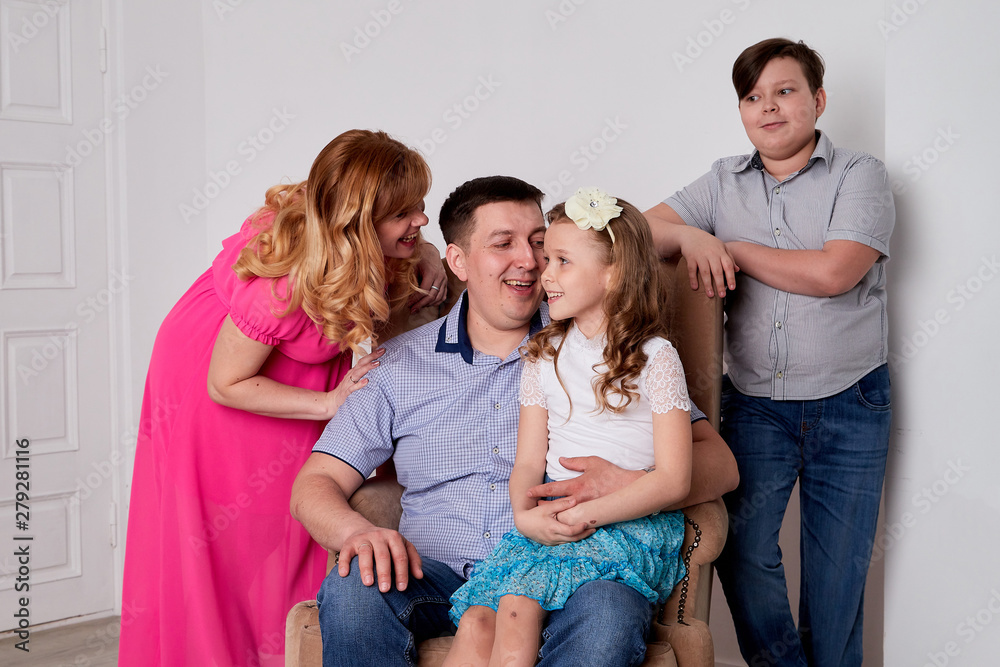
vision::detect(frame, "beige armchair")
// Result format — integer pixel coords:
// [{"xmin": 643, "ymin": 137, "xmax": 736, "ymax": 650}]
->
[{"xmin": 286, "ymin": 257, "xmax": 727, "ymax": 666}]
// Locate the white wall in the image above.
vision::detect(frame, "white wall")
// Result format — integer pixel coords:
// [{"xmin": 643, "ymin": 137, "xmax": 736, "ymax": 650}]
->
[
  {"xmin": 112, "ymin": 0, "xmax": 1000, "ymax": 664},
  {"xmin": 882, "ymin": 1, "xmax": 1000, "ymax": 664}
]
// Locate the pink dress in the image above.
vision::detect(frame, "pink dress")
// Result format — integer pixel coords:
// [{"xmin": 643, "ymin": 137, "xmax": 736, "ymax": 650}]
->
[{"xmin": 119, "ymin": 216, "xmax": 352, "ymax": 667}]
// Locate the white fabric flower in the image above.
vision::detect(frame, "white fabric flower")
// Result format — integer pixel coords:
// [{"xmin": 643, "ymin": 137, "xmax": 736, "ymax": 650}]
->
[{"xmin": 564, "ymin": 187, "xmax": 622, "ymax": 242}]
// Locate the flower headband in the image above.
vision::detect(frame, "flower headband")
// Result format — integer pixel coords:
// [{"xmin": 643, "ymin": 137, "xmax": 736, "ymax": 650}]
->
[{"xmin": 564, "ymin": 187, "xmax": 622, "ymax": 243}]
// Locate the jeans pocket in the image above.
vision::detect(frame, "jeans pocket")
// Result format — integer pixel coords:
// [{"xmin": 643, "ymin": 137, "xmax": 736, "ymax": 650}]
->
[{"xmin": 854, "ymin": 364, "xmax": 891, "ymax": 411}]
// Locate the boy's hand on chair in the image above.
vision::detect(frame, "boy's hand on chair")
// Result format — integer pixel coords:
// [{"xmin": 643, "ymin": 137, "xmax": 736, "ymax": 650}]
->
[
  {"xmin": 338, "ymin": 527, "xmax": 423, "ymax": 593},
  {"xmin": 515, "ymin": 498, "xmax": 595, "ymax": 546}
]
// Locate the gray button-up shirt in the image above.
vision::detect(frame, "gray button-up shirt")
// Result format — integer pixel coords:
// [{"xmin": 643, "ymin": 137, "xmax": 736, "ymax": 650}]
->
[{"xmin": 664, "ymin": 132, "xmax": 895, "ymax": 400}]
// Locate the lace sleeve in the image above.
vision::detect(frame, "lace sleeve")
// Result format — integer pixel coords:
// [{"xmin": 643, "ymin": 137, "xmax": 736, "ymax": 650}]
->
[
  {"xmin": 644, "ymin": 342, "xmax": 691, "ymax": 414},
  {"xmin": 519, "ymin": 358, "xmax": 547, "ymax": 408}
]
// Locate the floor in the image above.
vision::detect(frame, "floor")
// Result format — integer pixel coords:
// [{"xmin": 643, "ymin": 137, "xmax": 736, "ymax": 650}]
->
[{"xmin": 0, "ymin": 616, "xmax": 119, "ymax": 667}]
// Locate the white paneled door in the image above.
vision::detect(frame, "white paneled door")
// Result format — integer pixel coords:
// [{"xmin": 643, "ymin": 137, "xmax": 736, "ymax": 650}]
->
[{"xmin": 0, "ymin": 0, "xmax": 116, "ymax": 630}]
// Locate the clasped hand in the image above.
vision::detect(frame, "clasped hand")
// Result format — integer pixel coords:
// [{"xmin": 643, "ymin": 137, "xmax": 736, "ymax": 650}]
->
[
  {"xmin": 337, "ymin": 526, "xmax": 423, "ymax": 592},
  {"xmin": 515, "ymin": 497, "xmax": 595, "ymax": 547}
]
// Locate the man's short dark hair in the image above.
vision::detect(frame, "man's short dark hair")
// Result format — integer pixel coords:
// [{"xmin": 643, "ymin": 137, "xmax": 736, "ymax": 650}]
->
[
  {"xmin": 439, "ymin": 176, "xmax": 544, "ymax": 249},
  {"xmin": 732, "ymin": 38, "xmax": 825, "ymax": 100}
]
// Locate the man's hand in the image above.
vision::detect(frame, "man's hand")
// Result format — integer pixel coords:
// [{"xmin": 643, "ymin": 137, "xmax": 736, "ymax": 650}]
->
[
  {"xmin": 337, "ymin": 526, "xmax": 423, "ymax": 592},
  {"xmin": 409, "ymin": 242, "xmax": 448, "ymax": 312},
  {"xmin": 515, "ymin": 497, "xmax": 595, "ymax": 546},
  {"xmin": 525, "ymin": 456, "xmax": 644, "ymax": 504}
]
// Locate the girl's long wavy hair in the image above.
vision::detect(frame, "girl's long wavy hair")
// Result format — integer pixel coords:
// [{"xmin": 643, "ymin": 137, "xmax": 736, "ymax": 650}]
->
[
  {"xmin": 523, "ymin": 198, "xmax": 667, "ymax": 415},
  {"xmin": 233, "ymin": 129, "xmax": 430, "ymax": 355}
]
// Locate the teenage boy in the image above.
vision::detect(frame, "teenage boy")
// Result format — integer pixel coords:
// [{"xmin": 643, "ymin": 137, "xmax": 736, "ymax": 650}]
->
[{"xmin": 646, "ymin": 38, "xmax": 894, "ymax": 666}]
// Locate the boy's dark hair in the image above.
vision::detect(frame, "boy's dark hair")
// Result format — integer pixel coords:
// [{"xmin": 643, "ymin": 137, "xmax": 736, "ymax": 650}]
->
[
  {"xmin": 732, "ymin": 38, "xmax": 825, "ymax": 100},
  {"xmin": 439, "ymin": 176, "xmax": 544, "ymax": 249}
]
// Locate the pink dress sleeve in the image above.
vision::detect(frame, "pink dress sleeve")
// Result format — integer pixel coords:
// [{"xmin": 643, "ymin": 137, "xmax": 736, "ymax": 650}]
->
[{"xmin": 227, "ymin": 274, "xmax": 297, "ymax": 346}]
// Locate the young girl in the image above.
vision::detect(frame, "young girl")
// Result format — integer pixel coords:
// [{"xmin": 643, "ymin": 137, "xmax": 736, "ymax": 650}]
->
[{"xmin": 444, "ymin": 187, "xmax": 693, "ymax": 666}]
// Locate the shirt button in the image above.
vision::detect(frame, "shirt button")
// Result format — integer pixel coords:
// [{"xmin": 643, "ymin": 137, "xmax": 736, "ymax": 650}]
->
[
  {"xmin": 774, "ymin": 186, "xmax": 781, "ymax": 193},
  {"xmin": 484, "ymin": 531, "xmax": 491, "ymax": 539},
  {"xmin": 775, "ymin": 321, "xmax": 782, "ymax": 329},
  {"xmin": 494, "ymin": 403, "xmax": 501, "ymax": 410},
  {"xmin": 775, "ymin": 228, "xmax": 781, "ymax": 236},
  {"xmin": 776, "ymin": 371, "xmax": 784, "ymax": 379},
  {"xmin": 492, "ymin": 447, "xmax": 499, "ymax": 454},
  {"xmin": 490, "ymin": 483, "xmax": 497, "ymax": 491}
]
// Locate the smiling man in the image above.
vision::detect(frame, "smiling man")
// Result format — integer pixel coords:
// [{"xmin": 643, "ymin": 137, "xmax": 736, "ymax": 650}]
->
[{"xmin": 291, "ymin": 176, "xmax": 738, "ymax": 666}]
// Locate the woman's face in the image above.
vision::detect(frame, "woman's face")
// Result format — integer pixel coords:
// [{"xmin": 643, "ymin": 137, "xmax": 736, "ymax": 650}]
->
[{"xmin": 376, "ymin": 201, "xmax": 429, "ymax": 259}]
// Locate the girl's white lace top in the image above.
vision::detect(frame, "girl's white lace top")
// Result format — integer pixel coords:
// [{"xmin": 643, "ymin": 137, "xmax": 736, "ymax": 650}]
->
[{"xmin": 519, "ymin": 324, "xmax": 690, "ymax": 480}]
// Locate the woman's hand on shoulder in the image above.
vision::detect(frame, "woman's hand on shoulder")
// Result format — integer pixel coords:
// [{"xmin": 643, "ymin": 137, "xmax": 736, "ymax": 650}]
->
[
  {"xmin": 323, "ymin": 347, "xmax": 386, "ymax": 418},
  {"xmin": 408, "ymin": 241, "xmax": 448, "ymax": 312},
  {"xmin": 515, "ymin": 498, "xmax": 594, "ymax": 546}
]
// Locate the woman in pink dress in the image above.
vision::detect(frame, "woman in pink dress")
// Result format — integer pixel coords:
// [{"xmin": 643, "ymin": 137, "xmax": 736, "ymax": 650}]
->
[{"xmin": 119, "ymin": 129, "xmax": 445, "ymax": 666}]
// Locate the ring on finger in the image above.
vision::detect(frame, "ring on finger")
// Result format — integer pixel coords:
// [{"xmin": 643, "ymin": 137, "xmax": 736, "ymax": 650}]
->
[
  {"xmin": 358, "ymin": 543, "xmax": 372, "ymax": 550},
  {"xmin": 350, "ymin": 375, "xmax": 359, "ymax": 384},
  {"xmin": 430, "ymin": 285, "xmax": 440, "ymax": 291}
]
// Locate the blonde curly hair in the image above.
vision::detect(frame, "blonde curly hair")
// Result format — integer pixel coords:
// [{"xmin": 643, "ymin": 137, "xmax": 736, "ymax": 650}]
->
[
  {"xmin": 523, "ymin": 198, "xmax": 667, "ymax": 415},
  {"xmin": 233, "ymin": 129, "xmax": 431, "ymax": 355}
]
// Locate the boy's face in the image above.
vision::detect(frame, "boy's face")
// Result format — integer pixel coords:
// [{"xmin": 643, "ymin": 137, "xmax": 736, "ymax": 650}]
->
[{"xmin": 739, "ymin": 57, "xmax": 826, "ymax": 164}]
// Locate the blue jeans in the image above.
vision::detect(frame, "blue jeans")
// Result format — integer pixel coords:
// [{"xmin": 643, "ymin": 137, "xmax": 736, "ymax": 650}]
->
[
  {"xmin": 317, "ymin": 556, "xmax": 652, "ymax": 666},
  {"xmin": 715, "ymin": 365, "xmax": 891, "ymax": 667}
]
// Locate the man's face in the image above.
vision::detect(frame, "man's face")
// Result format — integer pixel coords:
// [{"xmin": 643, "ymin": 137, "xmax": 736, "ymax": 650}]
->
[
  {"xmin": 739, "ymin": 57, "xmax": 826, "ymax": 165},
  {"xmin": 447, "ymin": 200, "xmax": 546, "ymax": 337}
]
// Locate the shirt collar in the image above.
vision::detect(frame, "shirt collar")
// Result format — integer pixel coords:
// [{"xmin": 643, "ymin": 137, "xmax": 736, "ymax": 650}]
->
[
  {"xmin": 435, "ymin": 291, "xmax": 548, "ymax": 365},
  {"xmin": 731, "ymin": 130, "xmax": 834, "ymax": 175}
]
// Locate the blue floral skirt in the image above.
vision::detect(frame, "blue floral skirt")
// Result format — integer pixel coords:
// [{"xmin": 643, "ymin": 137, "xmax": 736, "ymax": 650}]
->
[{"xmin": 449, "ymin": 510, "xmax": 686, "ymax": 624}]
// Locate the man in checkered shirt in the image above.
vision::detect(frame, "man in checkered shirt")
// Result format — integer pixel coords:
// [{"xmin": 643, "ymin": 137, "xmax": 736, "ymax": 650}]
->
[{"xmin": 291, "ymin": 176, "xmax": 737, "ymax": 666}]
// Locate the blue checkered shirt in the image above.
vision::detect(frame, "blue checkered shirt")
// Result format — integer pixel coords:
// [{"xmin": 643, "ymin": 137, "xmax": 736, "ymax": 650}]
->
[{"xmin": 313, "ymin": 293, "xmax": 708, "ymax": 577}]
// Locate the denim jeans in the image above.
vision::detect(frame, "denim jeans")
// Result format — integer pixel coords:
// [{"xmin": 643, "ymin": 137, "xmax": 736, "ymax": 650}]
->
[
  {"xmin": 715, "ymin": 365, "xmax": 891, "ymax": 667},
  {"xmin": 317, "ymin": 556, "xmax": 652, "ymax": 666}
]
